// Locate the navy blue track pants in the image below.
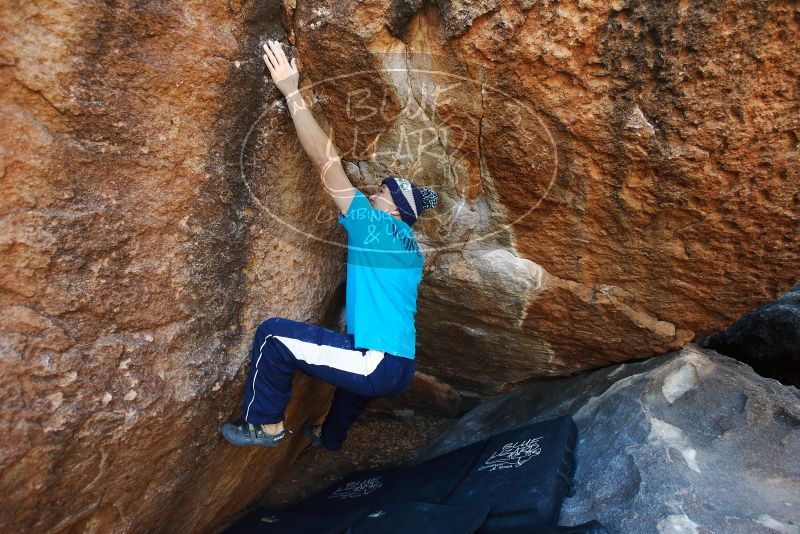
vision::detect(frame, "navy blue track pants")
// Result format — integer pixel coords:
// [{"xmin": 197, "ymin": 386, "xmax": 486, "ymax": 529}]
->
[{"xmin": 241, "ymin": 317, "xmax": 416, "ymax": 451}]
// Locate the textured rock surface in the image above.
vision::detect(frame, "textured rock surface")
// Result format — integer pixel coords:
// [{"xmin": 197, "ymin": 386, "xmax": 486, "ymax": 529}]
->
[
  {"xmin": 417, "ymin": 344, "xmax": 800, "ymax": 533},
  {"xmin": 286, "ymin": 0, "xmax": 799, "ymax": 393},
  {"xmin": 699, "ymin": 282, "xmax": 800, "ymax": 387},
  {"xmin": 0, "ymin": 1, "xmax": 345, "ymax": 532},
  {"xmin": 1, "ymin": 0, "xmax": 799, "ymax": 532}
]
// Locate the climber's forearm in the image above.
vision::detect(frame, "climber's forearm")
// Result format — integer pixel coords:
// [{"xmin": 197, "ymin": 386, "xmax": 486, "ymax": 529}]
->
[
  {"xmin": 261, "ymin": 41, "xmax": 340, "ymax": 169},
  {"xmin": 285, "ymin": 92, "xmax": 341, "ymax": 169}
]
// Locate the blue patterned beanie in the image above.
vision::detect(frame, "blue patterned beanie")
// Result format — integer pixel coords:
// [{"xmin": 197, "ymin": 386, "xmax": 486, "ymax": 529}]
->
[{"xmin": 381, "ymin": 177, "xmax": 439, "ymax": 227}]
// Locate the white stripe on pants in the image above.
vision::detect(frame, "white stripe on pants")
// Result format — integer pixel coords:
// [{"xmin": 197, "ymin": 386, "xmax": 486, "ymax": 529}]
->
[{"xmin": 274, "ymin": 335, "xmax": 385, "ymax": 375}]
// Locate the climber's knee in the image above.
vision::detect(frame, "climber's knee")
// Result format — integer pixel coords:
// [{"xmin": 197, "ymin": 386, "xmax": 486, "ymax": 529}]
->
[
  {"xmin": 256, "ymin": 317, "xmax": 283, "ymax": 337},
  {"xmin": 253, "ymin": 318, "xmax": 297, "ymax": 367}
]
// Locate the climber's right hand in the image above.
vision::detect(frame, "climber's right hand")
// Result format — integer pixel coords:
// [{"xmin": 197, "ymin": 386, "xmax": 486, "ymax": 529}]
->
[{"xmin": 262, "ymin": 39, "xmax": 299, "ymax": 98}]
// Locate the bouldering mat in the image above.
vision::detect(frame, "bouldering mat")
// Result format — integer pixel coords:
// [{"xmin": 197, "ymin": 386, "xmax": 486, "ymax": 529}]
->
[
  {"xmin": 350, "ymin": 502, "xmax": 491, "ymax": 534},
  {"xmin": 236, "ymin": 414, "xmax": 580, "ymax": 532},
  {"xmin": 222, "ymin": 506, "xmax": 368, "ymax": 534},
  {"xmin": 447, "ymin": 413, "xmax": 577, "ymax": 525},
  {"xmin": 290, "ymin": 439, "xmax": 484, "ymax": 517},
  {"xmin": 477, "ymin": 511, "xmax": 610, "ymax": 534}
]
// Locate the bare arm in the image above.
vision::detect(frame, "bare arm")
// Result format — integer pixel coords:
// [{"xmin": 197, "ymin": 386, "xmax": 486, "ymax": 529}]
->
[{"xmin": 262, "ymin": 40, "xmax": 356, "ymax": 216}]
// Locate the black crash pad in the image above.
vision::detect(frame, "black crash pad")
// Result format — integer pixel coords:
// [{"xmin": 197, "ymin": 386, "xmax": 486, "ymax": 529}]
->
[
  {"xmin": 222, "ymin": 506, "xmax": 368, "ymax": 534},
  {"xmin": 350, "ymin": 502, "xmax": 491, "ymax": 534},
  {"xmin": 477, "ymin": 514, "xmax": 609, "ymax": 534},
  {"xmin": 447, "ymin": 413, "xmax": 577, "ymax": 525},
  {"xmin": 478, "ymin": 518, "xmax": 610, "ymax": 534},
  {"xmin": 550, "ymin": 520, "xmax": 611, "ymax": 533},
  {"xmin": 290, "ymin": 439, "xmax": 484, "ymax": 517}
]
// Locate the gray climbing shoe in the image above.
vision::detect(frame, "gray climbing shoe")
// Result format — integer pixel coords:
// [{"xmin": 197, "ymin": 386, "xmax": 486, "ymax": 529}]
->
[
  {"xmin": 302, "ymin": 422, "xmax": 324, "ymax": 449},
  {"xmin": 219, "ymin": 422, "xmax": 292, "ymax": 447}
]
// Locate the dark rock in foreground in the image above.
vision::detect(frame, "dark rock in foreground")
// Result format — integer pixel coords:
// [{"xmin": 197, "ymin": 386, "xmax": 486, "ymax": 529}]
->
[
  {"xmin": 418, "ymin": 345, "xmax": 800, "ymax": 534},
  {"xmin": 699, "ymin": 282, "xmax": 800, "ymax": 387}
]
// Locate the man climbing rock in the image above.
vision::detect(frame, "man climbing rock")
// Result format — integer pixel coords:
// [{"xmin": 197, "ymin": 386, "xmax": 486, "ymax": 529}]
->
[{"xmin": 219, "ymin": 40, "xmax": 438, "ymax": 451}]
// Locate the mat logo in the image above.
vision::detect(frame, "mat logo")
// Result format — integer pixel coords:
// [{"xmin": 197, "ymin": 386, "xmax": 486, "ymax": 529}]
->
[
  {"xmin": 478, "ymin": 437, "xmax": 543, "ymax": 472},
  {"xmin": 329, "ymin": 476, "xmax": 383, "ymax": 499}
]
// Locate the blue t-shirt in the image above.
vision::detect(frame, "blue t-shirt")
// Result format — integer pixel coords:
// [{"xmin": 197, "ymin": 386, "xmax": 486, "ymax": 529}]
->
[{"xmin": 337, "ymin": 189, "xmax": 424, "ymax": 359}]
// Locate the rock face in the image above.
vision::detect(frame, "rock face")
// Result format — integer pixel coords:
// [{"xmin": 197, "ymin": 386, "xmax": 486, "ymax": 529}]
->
[
  {"xmin": 278, "ymin": 1, "xmax": 800, "ymax": 393},
  {"xmin": 1, "ymin": 0, "xmax": 798, "ymax": 532},
  {"xmin": 699, "ymin": 282, "xmax": 800, "ymax": 387},
  {"xmin": 1, "ymin": 1, "xmax": 345, "ymax": 532},
  {"xmin": 418, "ymin": 344, "xmax": 800, "ymax": 533},
  {"xmin": 286, "ymin": 0, "xmax": 799, "ymax": 392}
]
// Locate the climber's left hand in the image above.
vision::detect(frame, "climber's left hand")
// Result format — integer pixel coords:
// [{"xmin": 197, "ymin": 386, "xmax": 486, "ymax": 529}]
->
[{"xmin": 262, "ymin": 39, "xmax": 299, "ymax": 98}]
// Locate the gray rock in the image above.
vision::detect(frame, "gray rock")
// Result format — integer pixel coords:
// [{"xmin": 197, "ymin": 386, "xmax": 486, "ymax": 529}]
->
[
  {"xmin": 699, "ymin": 282, "xmax": 800, "ymax": 387},
  {"xmin": 417, "ymin": 345, "xmax": 800, "ymax": 534}
]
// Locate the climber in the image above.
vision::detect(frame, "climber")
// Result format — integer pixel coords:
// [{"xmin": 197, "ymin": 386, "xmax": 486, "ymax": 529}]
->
[{"xmin": 219, "ymin": 40, "xmax": 439, "ymax": 451}]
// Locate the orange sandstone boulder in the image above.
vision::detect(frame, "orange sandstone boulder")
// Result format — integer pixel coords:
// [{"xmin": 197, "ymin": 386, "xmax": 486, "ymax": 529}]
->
[
  {"xmin": 1, "ymin": 0, "xmax": 798, "ymax": 532},
  {"xmin": 289, "ymin": 0, "xmax": 798, "ymax": 391}
]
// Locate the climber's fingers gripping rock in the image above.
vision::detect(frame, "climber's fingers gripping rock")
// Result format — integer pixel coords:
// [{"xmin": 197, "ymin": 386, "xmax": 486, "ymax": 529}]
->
[{"xmin": 262, "ymin": 39, "xmax": 299, "ymax": 98}]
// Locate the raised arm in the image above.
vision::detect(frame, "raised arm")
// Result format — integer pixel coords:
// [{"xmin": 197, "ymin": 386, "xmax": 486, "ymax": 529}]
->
[{"xmin": 262, "ymin": 39, "xmax": 356, "ymax": 216}]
